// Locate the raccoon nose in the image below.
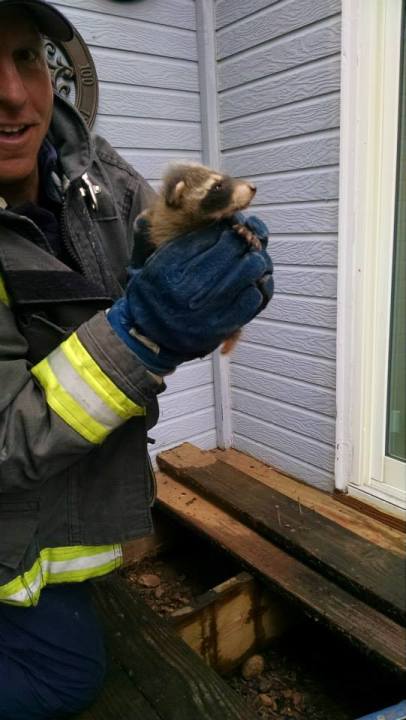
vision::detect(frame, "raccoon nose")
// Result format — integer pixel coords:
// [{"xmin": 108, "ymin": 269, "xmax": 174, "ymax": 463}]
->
[{"xmin": 249, "ymin": 183, "xmax": 256, "ymax": 194}]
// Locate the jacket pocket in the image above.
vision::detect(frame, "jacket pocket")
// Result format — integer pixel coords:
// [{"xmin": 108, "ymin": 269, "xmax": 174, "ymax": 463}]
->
[
  {"xmin": 17, "ymin": 313, "xmax": 71, "ymax": 364},
  {"xmin": 0, "ymin": 500, "xmax": 39, "ymax": 570}
]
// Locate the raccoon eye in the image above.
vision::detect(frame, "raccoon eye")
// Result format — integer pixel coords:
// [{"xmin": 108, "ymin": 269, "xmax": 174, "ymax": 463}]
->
[{"xmin": 212, "ymin": 183, "xmax": 223, "ymax": 192}]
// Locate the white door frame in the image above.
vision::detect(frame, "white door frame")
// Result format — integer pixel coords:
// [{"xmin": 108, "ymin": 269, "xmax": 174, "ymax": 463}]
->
[{"xmin": 336, "ymin": 0, "xmax": 405, "ymax": 517}]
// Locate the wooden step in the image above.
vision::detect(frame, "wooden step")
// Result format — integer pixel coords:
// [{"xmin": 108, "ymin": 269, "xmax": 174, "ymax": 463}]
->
[
  {"xmin": 156, "ymin": 470, "xmax": 406, "ymax": 676},
  {"xmin": 77, "ymin": 575, "xmax": 257, "ymax": 719},
  {"xmin": 170, "ymin": 571, "xmax": 293, "ymax": 673},
  {"xmin": 212, "ymin": 447, "xmax": 406, "ymax": 555},
  {"xmin": 78, "ymin": 660, "xmax": 161, "ymax": 720},
  {"xmin": 158, "ymin": 444, "xmax": 406, "ymax": 625}
]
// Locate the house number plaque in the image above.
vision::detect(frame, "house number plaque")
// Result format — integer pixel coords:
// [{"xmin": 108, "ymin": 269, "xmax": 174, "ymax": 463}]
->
[{"xmin": 46, "ymin": 26, "xmax": 99, "ymax": 129}]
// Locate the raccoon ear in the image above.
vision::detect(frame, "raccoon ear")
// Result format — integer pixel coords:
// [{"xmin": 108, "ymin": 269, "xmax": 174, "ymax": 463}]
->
[{"xmin": 165, "ymin": 179, "xmax": 185, "ymax": 208}]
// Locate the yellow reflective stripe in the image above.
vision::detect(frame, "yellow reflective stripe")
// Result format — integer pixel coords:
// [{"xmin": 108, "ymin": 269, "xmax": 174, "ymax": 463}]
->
[
  {"xmin": 32, "ymin": 357, "xmax": 108, "ymax": 443},
  {"xmin": 62, "ymin": 333, "xmax": 145, "ymax": 419},
  {"xmin": 0, "ymin": 275, "xmax": 10, "ymax": 306},
  {"xmin": 0, "ymin": 545, "xmax": 123, "ymax": 607},
  {"xmin": 48, "ymin": 350, "xmax": 124, "ymax": 432}
]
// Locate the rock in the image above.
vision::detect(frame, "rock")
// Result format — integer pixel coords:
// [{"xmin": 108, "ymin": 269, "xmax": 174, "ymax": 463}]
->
[
  {"xmin": 161, "ymin": 604, "xmax": 175, "ymax": 614},
  {"xmin": 259, "ymin": 678, "xmax": 272, "ymax": 693},
  {"xmin": 258, "ymin": 694, "xmax": 277, "ymax": 710},
  {"xmin": 292, "ymin": 691, "xmax": 304, "ymax": 709},
  {"xmin": 241, "ymin": 654, "xmax": 265, "ymax": 680},
  {"xmin": 138, "ymin": 573, "xmax": 161, "ymax": 588}
]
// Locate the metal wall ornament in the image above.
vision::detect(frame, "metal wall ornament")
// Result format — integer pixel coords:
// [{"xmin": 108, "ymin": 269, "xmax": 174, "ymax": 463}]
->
[{"xmin": 46, "ymin": 26, "xmax": 99, "ymax": 129}]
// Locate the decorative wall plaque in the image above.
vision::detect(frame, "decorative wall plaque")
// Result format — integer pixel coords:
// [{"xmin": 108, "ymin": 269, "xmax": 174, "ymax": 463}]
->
[{"xmin": 46, "ymin": 27, "xmax": 99, "ymax": 129}]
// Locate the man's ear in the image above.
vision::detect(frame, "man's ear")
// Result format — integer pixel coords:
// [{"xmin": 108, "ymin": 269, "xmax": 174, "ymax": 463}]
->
[{"xmin": 165, "ymin": 179, "xmax": 185, "ymax": 208}]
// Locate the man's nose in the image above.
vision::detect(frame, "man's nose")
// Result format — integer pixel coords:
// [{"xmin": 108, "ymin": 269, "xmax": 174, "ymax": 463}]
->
[{"xmin": 0, "ymin": 60, "xmax": 28, "ymax": 110}]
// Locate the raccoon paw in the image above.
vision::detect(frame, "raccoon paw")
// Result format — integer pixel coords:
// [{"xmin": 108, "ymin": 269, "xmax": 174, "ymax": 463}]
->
[
  {"xmin": 232, "ymin": 222, "xmax": 262, "ymax": 250},
  {"xmin": 221, "ymin": 329, "xmax": 241, "ymax": 355}
]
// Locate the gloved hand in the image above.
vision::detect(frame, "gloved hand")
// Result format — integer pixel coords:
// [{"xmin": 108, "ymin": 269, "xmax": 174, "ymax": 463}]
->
[{"xmin": 107, "ymin": 215, "xmax": 273, "ymax": 375}]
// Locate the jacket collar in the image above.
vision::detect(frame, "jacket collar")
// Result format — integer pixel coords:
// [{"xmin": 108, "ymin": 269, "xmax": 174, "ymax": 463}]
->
[{"xmin": 48, "ymin": 93, "xmax": 94, "ymax": 183}]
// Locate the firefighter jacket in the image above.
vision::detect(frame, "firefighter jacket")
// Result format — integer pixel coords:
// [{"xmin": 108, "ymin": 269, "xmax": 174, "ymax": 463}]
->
[{"xmin": 0, "ymin": 94, "xmax": 162, "ymax": 606}]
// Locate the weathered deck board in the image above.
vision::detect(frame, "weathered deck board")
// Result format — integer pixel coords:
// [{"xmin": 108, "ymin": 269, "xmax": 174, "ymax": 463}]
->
[
  {"xmin": 156, "ymin": 471, "xmax": 406, "ymax": 674},
  {"xmin": 87, "ymin": 577, "xmax": 257, "ymax": 720},
  {"xmin": 77, "ymin": 661, "xmax": 161, "ymax": 719},
  {"xmin": 158, "ymin": 446, "xmax": 406, "ymax": 625},
  {"xmin": 213, "ymin": 447, "xmax": 406, "ymax": 555}
]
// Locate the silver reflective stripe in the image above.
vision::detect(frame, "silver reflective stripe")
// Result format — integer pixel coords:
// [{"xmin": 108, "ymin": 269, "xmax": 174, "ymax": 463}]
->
[
  {"xmin": 1, "ymin": 547, "xmax": 122, "ymax": 605},
  {"xmin": 41, "ymin": 549, "xmax": 117, "ymax": 576},
  {"xmin": 6, "ymin": 578, "xmax": 41, "ymax": 605},
  {"xmin": 48, "ymin": 349, "xmax": 122, "ymax": 431}
]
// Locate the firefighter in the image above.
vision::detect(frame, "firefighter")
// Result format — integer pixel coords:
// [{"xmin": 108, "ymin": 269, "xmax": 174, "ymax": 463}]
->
[{"xmin": 0, "ymin": 1, "xmax": 273, "ymax": 717}]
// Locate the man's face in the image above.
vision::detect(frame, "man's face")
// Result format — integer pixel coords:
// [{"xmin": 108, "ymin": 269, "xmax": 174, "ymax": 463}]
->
[{"xmin": 0, "ymin": 8, "xmax": 53, "ymax": 202}]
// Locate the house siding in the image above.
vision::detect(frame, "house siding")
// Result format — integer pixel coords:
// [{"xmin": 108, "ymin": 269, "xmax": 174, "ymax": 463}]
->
[
  {"xmin": 52, "ymin": 0, "xmax": 217, "ymax": 459},
  {"xmin": 216, "ymin": 0, "xmax": 341, "ymax": 490}
]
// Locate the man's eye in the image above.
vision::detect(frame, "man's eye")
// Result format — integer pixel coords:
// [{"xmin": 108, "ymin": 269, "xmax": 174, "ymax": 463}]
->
[{"xmin": 16, "ymin": 48, "xmax": 40, "ymax": 63}]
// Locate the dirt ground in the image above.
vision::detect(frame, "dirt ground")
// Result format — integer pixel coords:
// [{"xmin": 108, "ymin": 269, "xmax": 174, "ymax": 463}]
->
[{"xmin": 122, "ymin": 544, "xmax": 404, "ymax": 720}]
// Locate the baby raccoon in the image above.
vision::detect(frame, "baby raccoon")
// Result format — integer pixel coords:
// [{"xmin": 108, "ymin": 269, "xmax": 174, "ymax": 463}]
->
[
  {"xmin": 137, "ymin": 163, "xmax": 261, "ymax": 354},
  {"xmin": 140, "ymin": 162, "xmax": 259, "ymax": 249}
]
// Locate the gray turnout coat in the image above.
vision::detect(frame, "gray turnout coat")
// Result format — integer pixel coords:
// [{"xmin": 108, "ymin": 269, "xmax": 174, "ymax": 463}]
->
[{"xmin": 0, "ymin": 95, "xmax": 162, "ymax": 605}]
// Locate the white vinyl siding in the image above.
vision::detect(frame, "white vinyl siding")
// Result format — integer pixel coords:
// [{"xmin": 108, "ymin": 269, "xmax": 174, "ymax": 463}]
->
[{"xmin": 217, "ymin": 0, "xmax": 341, "ymax": 490}]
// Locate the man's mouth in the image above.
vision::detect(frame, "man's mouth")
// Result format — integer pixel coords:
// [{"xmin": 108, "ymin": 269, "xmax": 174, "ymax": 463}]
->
[{"xmin": 0, "ymin": 125, "xmax": 30, "ymax": 139}]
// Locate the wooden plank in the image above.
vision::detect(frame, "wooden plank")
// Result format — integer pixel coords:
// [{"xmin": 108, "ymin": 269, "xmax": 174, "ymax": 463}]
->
[
  {"xmin": 90, "ymin": 577, "xmax": 257, "ymax": 720},
  {"xmin": 171, "ymin": 572, "xmax": 292, "ymax": 673},
  {"xmin": 219, "ymin": 17, "xmax": 341, "ymax": 90},
  {"xmin": 122, "ymin": 513, "xmax": 178, "ymax": 567},
  {"xmin": 213, "ymin": 448, "xmax": 406, "ymax": 557},
  {"xmin": 230, "ymin": 359, "xmax": 336, "ymax": 415},
  {"xmin": 156, "ymin": 472, "xmax": 406, "ymax": 674},
  {"xmin": 77, "ymin": 661, "xmax": 160, "ymax": 720},
  {"xmin": 217, "ymin": 0, "xmax": 340, "ymax": 60},
  {"xmin": 222, "ymin": 130, "xmax": 340, "ymax": 176},
  {"xmin": 220, "ymin": 56, "xmax": 341, "ymax": 121},
  {"xmin": 157, "ymin": 446, "xmax": 406, "ymax": 624},
  {"xmin": 335, "ymin": 492, "xmax": 406, "ymax": 534},
  {"xmin": 221, "ymin": 95, "xmax": 340, "ymax": 150}
]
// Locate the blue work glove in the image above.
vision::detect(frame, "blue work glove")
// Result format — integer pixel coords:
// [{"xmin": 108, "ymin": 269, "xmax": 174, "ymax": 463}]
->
[{"xmin": 107, "ymin": 215, "xmax": 273, "ymax": 375}]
